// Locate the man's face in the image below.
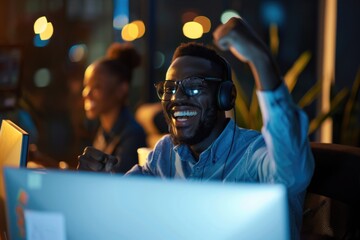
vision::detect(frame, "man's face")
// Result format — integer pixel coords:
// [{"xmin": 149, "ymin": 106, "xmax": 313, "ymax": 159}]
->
[{"xmin": 162, "ymin": 56, "xmax": 222, "ymax": 145}]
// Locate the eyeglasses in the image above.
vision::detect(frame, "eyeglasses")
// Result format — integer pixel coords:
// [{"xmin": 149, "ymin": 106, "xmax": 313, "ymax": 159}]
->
[{"xmin": 154, "ymin": 76, "xmax": 222, "ymax": 101}]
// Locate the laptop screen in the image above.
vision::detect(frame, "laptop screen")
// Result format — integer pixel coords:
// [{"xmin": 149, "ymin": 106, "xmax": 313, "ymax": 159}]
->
[
  {"xmin": 3, "ymin": 167, "xmax": 290, "ymax": 240},
  {"xmin": 0, "ymin": 119, "xmax": 29, "ymax": 239}
]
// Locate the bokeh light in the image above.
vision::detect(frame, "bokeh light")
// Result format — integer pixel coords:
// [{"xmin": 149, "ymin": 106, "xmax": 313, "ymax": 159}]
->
[
  {"xmin": 182, "ymin": 11, "xmax": 198, "ymax": 23},
  {"xmin": 59, "ymin": 161, "xmax": 69, "ymax": 169},
  {"xmin": 34, "ymin": 68, "xmax": 51, "ymax": 87},
  {"xmin": 194, "ymin": 16, "xmax": 211, "ymax": 33},
  {"xmin": 69, "ymin": 44, "xmax": 87, "ymax": 62},
  {"xmin": 154, "ymin": 51, "xmax": 165, "ymax": 69},
  {"xmin": 183, "ymin": 21, "xmax": 203, "ymax": 39},
  {"xmin": 121, "ymin": 23, "xmax": 138, "ymax": 41},
  {"xmin": 39, "ymin": 22, "xmax": 54, "ymax": 40},
  {"xmin": 132, "ymin": 20, "xmax": 145, "ymax": 38},
  {"xmin": 261, "ymin": 2, "xmax": 285, "ymax": 26},
  {"xmin": 220, "ymin": 10, "xmax": 241, "ymax": 24},
  {"xmin": 33, "ymin": 34, "xmax": 49, "ymax": 47},
  {"xmin": 33, "ymin": 15, "xmax": 54, "ymax": 44},
  {"xmin": 34, "ymin": 16, "xmax": 48, "ymax": 34},
  {"xmin": 113, "ymin": 14, "xmax": 129, "ymax": 30}
]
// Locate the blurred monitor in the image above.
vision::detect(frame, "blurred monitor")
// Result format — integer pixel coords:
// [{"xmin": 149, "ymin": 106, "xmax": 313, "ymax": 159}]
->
[
  {"xmin": 3, "ymin": 167, "xmax": 289, "ymax": 240},
  {"xmin": 0, "ymin": 46, "xmax": 22, "ymax": 110},
  {"xmin": 0, "ymin": 119, "xmax": 29, "ymax": 239}
]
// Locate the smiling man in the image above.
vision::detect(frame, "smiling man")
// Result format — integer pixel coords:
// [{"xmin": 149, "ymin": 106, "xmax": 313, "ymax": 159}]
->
[
  {"xmin": 78, "ymin": 17, "xmax": 314, "ymax": 240},
  {"xmin": 160, "ymin": 49, "xmax": 231, "ymax": 153}
]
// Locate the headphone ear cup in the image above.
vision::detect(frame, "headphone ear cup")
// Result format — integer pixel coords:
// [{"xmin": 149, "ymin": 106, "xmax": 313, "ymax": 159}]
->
[{"xmin": 217, "ymin": 81, "xmax": 237, "ymax": 111}]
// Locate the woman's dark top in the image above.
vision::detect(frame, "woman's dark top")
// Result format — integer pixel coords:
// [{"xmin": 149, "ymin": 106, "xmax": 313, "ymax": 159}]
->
[{"xmin": 92, "ymin": 107, "xmax": 147, "ymax": 173}]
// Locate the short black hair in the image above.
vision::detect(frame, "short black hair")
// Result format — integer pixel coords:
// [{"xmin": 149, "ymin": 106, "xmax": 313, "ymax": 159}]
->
[{"xmin": 171, "ymin": 42, "xmax": 230, "ymax": 80}]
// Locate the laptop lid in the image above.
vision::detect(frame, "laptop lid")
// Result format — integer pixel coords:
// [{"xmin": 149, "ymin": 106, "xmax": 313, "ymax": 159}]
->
[
  {"xmin": 3, "ymin": 167, "xmax": 290, "ymax": 240},
  {"xmin": 0, "ymin": 119, "xmax": 29, "ymax": 168},
  {"xmin": 0, "ymin": 119, "xmax": 29, "ymax": 239}
]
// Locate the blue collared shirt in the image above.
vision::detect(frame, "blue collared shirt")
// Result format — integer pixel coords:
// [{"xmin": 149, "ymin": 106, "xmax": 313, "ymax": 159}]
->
[{"xmin": 128, "ymin": 83, "xmax": 315, "ymax": 239}]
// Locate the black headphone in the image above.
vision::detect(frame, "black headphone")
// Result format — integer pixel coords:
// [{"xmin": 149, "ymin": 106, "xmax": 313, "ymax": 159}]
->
[{"xmin": 217, "ymin": 56, "xmax": 237, "ymax": 111}]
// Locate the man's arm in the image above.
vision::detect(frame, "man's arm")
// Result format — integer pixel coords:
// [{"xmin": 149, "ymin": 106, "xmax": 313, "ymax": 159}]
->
[
  {"xmin": 213, "ymin": 17, "xmax": 281, "ymax": 91},
  {"xmin": 213, "ymin": 17, "xmax": 314, "ymax": 193}
]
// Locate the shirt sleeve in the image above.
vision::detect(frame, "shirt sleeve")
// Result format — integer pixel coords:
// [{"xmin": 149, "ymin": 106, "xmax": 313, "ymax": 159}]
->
[
  {"xmin": 126, "ymin": 135, "xmax": 172, "ymax": 177},
  {"xmin": 256, "ymin": 83, "xmax": 315, "ymax": 194},
  {"xmin": 125, "ymin": 150, "xmax": 156, "ymax": 176}
]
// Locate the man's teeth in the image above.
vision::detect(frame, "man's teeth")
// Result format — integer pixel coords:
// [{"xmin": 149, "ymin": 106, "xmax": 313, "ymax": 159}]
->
[{"xmin": 173, "ymin": 110, "xmax": 197, "ymax": 118}]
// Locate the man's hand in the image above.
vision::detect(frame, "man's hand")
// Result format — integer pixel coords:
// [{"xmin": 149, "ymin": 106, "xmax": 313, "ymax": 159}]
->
[
  {"xmin": 77, "ymin": 146, "xmax": 120, "ymax": 172},
  {"xmin": 213, "ymin": 17, "xmax": 269, "ymax": 63},
  {"xmin": 213, "ymin": 17, "xmax": 281, "ymax": 91}
]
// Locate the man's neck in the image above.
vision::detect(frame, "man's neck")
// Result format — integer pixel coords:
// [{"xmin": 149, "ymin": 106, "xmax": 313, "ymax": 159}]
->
[{"xmin": 190, "ymin": 117, "xmax": 229, "ymax": 161}]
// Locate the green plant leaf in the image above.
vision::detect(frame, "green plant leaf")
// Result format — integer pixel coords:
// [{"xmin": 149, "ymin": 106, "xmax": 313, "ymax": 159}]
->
[
  {"xmin": 284, "ymin": 51, "xmax": 312, "ymax": 92},
  {"xmin": 232, "ymin": 73, "xmax": 250, "ymax": 128},
  {"xmin": 309, "ymin": 88, "xmax": 349, "ymax": 134},
  {"xmin": 298, "ymin": 81, "xmax": 321, "ymax": 108},
  {"xmin": 249, "ymin": 89, "xmax": 262, "ymax": 130},
  {"xmin": 340, "ymin": 67, "xmax": 360, "ymax": 144},
  {"xmin": 341, "ymin": 67, "xmax": 360, "ymax": 130},
  {"xmin": 269, "ymin": 23, "xmax": 279, "ymax": 56}
]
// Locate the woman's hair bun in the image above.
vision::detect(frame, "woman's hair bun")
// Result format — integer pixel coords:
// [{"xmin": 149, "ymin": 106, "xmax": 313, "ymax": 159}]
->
[{"xmin": 106, "ymin": 42, "xmax": 141, "ymax": 69}]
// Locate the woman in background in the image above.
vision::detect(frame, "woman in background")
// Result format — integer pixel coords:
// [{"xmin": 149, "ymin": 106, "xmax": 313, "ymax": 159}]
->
[{"xmin": 81, "ymin": 42, "xmax": 147, "ymax": 173}]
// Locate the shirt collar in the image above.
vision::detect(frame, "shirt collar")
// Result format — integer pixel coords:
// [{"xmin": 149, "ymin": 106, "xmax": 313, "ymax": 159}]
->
[{"xmin": 174, "ymin": 118, "xmax": 236, "ymax": 164}]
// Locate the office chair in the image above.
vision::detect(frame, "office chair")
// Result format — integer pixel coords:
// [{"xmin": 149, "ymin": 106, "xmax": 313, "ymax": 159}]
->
[{"xmin": 301, "ymin": 142, "xmax": 360, "ymax": 240}]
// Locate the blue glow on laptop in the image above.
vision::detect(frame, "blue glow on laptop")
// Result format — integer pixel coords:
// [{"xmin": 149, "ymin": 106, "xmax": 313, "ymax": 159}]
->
[{"xmin": 3, "ymin": 167, "xmax": 290, "ymax": 240}]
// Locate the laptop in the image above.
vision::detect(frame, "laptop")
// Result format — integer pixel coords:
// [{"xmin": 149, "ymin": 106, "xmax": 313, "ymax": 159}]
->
[
  {"xmin": 3, "ymin": 167, "xmax": 290, "ymax": 240},
  {"xmin": 0, "ymin": 119, "xmax": 29, "ymax": 239}
]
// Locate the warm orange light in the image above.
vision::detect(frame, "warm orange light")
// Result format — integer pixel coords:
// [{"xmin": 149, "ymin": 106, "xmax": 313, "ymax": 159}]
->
[
  {"xmin": 269, "ymin": 24, "xmax": 279, "ymax": 56},
  {"xmin": 182, "ymin": 11, "xmax": 198, "ymax": 23},
  {"xmin": 319, "ymin": 0, "xmax": 337, "ymax": 143},
  {"xmin": 194, "ymin": 16, "xmax": 211, "ymax": 33},
  {"xmin": 59, "ymin": 161, "xmax": 69, "ymax": 169},
  {"xmin": 121, "ymin": 23, "xmax": 138, "ymax": 41},
  {"xmin": 132, "ymin": 20, "xmax": 146, "ymax": 38}
]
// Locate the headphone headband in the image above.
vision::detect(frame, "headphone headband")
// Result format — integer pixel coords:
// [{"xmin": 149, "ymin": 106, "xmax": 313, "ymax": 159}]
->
[
  {"xmin": 217, "ymin": 55, "xmax": 232, "ymax": 83},
  {"xmin": 215, "ymin": 55, "xmax": 236, "ymax": 111}
]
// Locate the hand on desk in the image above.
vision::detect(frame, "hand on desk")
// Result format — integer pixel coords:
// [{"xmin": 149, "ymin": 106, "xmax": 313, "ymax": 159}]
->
[{"xmin": 77, "ymin": 146, "xmax": 120, "ymax": 173}]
